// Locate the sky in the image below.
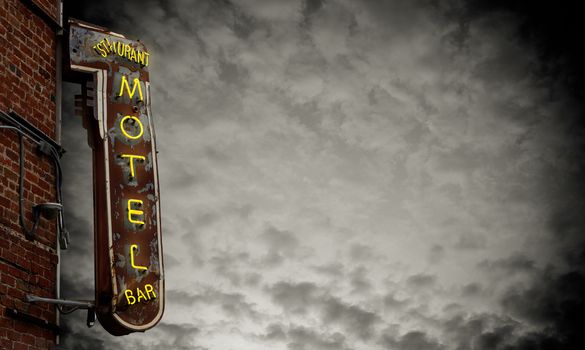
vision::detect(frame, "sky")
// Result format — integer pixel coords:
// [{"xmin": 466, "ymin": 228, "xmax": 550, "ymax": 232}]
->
[{"xmin": 58, "ymin": 1, "xmax": 585, "ymax": 349}]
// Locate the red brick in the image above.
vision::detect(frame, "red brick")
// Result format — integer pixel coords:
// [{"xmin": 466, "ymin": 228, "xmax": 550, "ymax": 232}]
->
[
  {"xmin": 21, "ymin": 333, "xmax": 35, "ymax": 345},
  {"xmin": 7, "ymin": 328, "xmax": 21, "ymax": 341},
  {"xmin": 13, "ymin": 341, "xmax": 27, "ymax": 350},
  {"xmin": 1, "ymin": 0, "xmax": 58, "ymax": 345},
  {"xmin": 34, "ymin": 336, "xmax": 47, "ymax": 348},
  {"xmin": 10, "ymin": 242, "xmax": 26, "ymax": 257},
  {"xmin": 7, "ymin": 286, "xmax": 26, "ymax": 300},
  {"xmin": 0, "ymin": 339, "xmax": 11, "ymax": 349},
  {"xmin": 0, "ymin": 195, "xmax": 10, "ymax": 208},
  {"xmin": 1, "ymin": 273, "xmax": 16, "ymax": 287},
  {"xmin": 0, "ymin": 236, "xmax": 9, "ymax": 249}
]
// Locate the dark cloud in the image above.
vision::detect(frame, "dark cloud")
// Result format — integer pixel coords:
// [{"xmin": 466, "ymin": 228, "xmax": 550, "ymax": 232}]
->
[
  {"xmin": 230, "ymin": 8, "xmax": 258, "ymax": 40},
  {"xmin": 359, "ymin": 0, "xmax": 436, "ymax": 38},
  {"xmin": 166, "ymin": 289, "xmax": 197, "ymax": 306},
  {"xmin": 442, "ymin": 313, "xmax": 504, "ymax": 349},
  {"xmin": 167, "ymin": 286, "xmax": 262, "ymax": 320},
  {"xmin": 59, "ymin": 314, "xmax": 124, "ymax": 350},
  {"xmin": 500, "ymin": 269, "xmax": 585, "ymax": 347},
  {"xmin": 321, "ymin": 297, "xmax": 379, "ymax": 340},
  {"xmin": 384, "ymin": 293, "xmax": 409, "ymax": 310},
  {"xmin": 59, "ymin": 273, "xmax": 94, "ymax": 301},
  {"xmin": 461, "ymin": 283, "xmax": 482, "ymax": 298},
  {"xmin": 260, "ymin": 225, "xmax": 303, "ymax": 266},
  {"xmin": 186, "ymin": 204, "xmax": 254, "ymax": 232},
  {"xmin": 243, "ymin": 272, "xmax": 262, "ymax": 286},
  {"xmin": 303, "ymin": 0, "xmax": 325, "ymax": 18},
  {"xmin": 63, "ymin": 321, "xmax": 204, "ymax": 350},
  {"xmin": 261, "ymin": 226, "xmax": 300, "ymax": 252},
  {"xmin": 59, "ymin": 326, "xmax": 108, "ymax": 350},
  {"xmin": 348, "ymin": 243, "xmax": 375, "ymax": 261},
  {"xmin": 454, "ymin": 232, "xmax": 487, "ymax": 250},
  {"xmin": 268, "ymin": 281, "xmax": 319, "ymax": 314},
  {"xmin": 311, "ymin": 262, "xmax": 344, "ymax": 277},
  {"xmin": 268, "ymin": 281, "xmax": 379, "ymax": 339},
  {"xmin": 217, "ymin": 51, "xmax": 250, "ymax": 86},
  {"xmin": 209, "ymin": 251, "xmax": 251, "ymax": 285},
  {"xmin": 428, "ymin": 244, "xmax": 445, "ymax": 264},
  {"xmin": 287, "ymin": 325, "xmax": 347, "ymax": 350},
  {"xmin": 459, "ymin": 0, "xmax": 585, "ymax": 99},
  {"xmin": 279, "ymin": 98, "xmax": 324, "ymax": 132},
  {"xmin": 162, "ymin": 162, "xmax": 203, "ymax": 190},
  {"xmin": 151, "ymin": 322, "xmax": 202, "ymax": 350},
  {"xmin": 261, "ymin": 323, "xmax": 348, "ymax": 350},
  {"xmin": 406, "ymin": 273, "xmax": 436, "ymax": 289},
  {"xmin": 381, "ymin": 331, "xmax": 445, "ymax": 350},
  {"xmin": 478, "ymin": 253, "xmax": 536, "ymax": 274},
  {"xmin": 164, "ymin": 254, "xmax": 182, "ymax": 269},
  {"xmin": 301, "ymin": 0, "xmax": 325, "ymax": 30},
  {"xmin": 263, "ymin": 323, "xmax": 287, "ymax": 341},
  {"xmin": 349, "ymin": 266, "xmax": 372, "ymax": 294},
  {"xmin": 438, "ymin": 311, "xmax": 570, "ymax": 350}
]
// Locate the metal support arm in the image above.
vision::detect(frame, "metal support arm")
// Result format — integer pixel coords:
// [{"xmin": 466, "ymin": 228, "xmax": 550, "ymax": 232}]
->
[
  {"xmin": 26, "ymin": 295, "xmax": 96, "ymax": 327},
  {"xmin": 26, "ymin": 295, "xmax": 94, "ymax": 308}
]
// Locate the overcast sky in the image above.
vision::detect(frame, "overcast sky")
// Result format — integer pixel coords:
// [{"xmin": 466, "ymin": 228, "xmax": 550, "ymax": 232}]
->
[{"xmin": 58, "ymin": 1, "xmax": 585, "ymax": 349}]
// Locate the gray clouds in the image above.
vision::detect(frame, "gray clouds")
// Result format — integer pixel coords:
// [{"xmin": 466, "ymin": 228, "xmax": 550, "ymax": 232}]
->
[
  {"xmin": 267, "ymin": 281, "xmax": 379, "ymax": 341},
  {"xmin": 59, "ymin": 0, "xmax": 585, "ymax": 349}
]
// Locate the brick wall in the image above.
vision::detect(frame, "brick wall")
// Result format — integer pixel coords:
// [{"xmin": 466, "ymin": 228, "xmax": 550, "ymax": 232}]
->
[{"xmin": 0, "ymin": 0, "xmax": 60, "ymax": 349}]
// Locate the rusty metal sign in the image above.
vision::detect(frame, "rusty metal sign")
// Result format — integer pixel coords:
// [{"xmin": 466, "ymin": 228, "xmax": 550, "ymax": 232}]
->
[{"xmin": 68, "ymin": 19, "xmax": 164, "ymax": 335}]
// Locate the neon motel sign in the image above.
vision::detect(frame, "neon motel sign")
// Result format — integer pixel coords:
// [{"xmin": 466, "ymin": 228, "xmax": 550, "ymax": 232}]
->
[{"xmin": 68, "ymin": 20, "xmax": 164, "ymax": 335}]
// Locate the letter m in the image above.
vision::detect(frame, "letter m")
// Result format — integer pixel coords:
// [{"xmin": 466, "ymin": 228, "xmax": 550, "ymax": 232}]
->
[{"xmin": 118, "ymin": 76, "xmax": 144, "ymax": 101}]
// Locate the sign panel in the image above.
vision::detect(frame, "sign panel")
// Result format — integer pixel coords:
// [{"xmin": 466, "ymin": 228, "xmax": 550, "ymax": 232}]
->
[{"xmin": 68, "ymin": 20, "xmax": 164, "ymax": 335}]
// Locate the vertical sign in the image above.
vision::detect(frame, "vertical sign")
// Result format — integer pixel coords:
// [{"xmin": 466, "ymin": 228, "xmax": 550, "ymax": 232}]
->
[{"xmin": 68, "ymin": 20, "xmax": 164, "ymax": 335}]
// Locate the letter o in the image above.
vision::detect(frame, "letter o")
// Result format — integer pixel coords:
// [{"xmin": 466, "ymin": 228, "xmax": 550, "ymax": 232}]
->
[{"xmin": 120, "ymin": 115, "xmax": 144, "ymax": 140}]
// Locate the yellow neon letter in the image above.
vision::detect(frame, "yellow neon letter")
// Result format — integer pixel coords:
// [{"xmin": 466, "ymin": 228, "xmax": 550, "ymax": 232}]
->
[
  {"xmin": 120, "ymin": 115, "xmax": 144, "ymax": 140},
  {"xmin": 127, "ymin": 199, "xmax": 145, "ymax": 225},
  {"xmin": 118, "ymin": 75, "xmax": 144, "ymax": 101},
  {"xmin": 115, "ymin": 41, "xmax": 124, "ymax": 56},
  {"xmin": 137, "ymin": 288, "xmax": 147, "ymax": 303},
  {"xmin": 120, "ymin": 154, "xmax": 145, "ymax": 178},
  {"xmin": 93, "ymin": 44, "xmax": 107, "ymax": 57},
  {"xmin": 104, "ymin": 37, "xmax": 115, "ymax": 54},
  {"xmin": 145, "ymin": 284, "xmax": 157, "ymax": 299},
  {"xmin": 137, "ymin": 51, "xmax": 145, "ymax": 65},
  {"xmin": 130, "ymin": 244, "xmax": 148, "ymax": 271},
  {"xmin": 124, "ymin": 289, "xmax": 136, "ymax": 305}
]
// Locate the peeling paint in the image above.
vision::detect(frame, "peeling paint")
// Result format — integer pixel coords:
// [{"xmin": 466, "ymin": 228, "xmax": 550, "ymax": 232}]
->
[{"xmin": 69, "ymin": 20, "xmax": 164, "ymax": 335}]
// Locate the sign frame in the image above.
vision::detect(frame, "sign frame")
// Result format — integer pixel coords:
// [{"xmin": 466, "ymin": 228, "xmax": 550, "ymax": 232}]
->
[{"xmin": 67, "ymin": 19, "xmax": 164, "ymax": 335}]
